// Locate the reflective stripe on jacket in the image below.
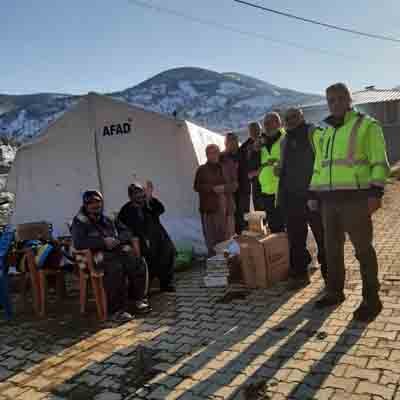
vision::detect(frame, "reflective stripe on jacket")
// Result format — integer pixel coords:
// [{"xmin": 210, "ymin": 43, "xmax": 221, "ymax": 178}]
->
[{"xmin": 310, "ymin": 110, "xmax": 389, "ymax": 192}]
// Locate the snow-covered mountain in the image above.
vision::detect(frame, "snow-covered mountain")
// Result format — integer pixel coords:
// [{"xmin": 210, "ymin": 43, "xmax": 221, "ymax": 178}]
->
[
  {"xmin": 0, "ymin": 93, "xmax": 78, "ymax": 142},
  {"xmin": 0, "ymin": 67, "xmax": 321, "ymax": 141}
]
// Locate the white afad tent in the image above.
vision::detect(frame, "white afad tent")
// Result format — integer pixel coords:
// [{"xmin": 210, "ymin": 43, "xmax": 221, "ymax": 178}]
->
[{"xmin": 6, "ymin": 93, "xmax": 225, "ymax": 252}]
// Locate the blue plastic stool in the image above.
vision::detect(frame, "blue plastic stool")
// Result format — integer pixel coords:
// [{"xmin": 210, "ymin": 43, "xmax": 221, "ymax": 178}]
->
[{"xmin": 0, "ymin": 226, "xmax": 15, "ymax": 320}]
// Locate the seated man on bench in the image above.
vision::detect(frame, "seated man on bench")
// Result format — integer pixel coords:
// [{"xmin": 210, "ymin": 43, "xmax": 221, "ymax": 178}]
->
[{"xmin": 71, "ymin": 190, "xmax": 150, "ymax": 322}]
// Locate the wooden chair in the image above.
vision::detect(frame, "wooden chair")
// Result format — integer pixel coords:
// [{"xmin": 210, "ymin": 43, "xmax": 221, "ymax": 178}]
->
[
  {"xmin": 16, "ymin": 222, "xmax": 65, "ymax": 317},
  {"xmin": 65, "ymin": 220, "xmax": 107, "ymax": 321},
  {"xmin": 73, "ymin": 249, "xmax": 108, "ymax": 321},
  {"xmin": 72, "ymin": 238, "xmax": 142, "ymax": 321}
]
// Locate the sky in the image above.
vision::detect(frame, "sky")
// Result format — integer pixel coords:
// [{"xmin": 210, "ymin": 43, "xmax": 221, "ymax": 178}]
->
[{"xmin": 1, "ymin": 0, "xmax": 400, "ymax": 96}]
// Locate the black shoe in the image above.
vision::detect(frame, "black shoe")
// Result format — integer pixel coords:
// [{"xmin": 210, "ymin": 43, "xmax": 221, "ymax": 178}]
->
[
  {"xmin": 110, "ymin": 311, "xmax": 135, "ymax": 323},
  {"xmin": 135, "ymin": 300, "xmax": 152, "ymax": 314},
  {"xmin": 160, "ymin": 284, "xmax": 176, "ymax": 293},
  {"xmin": 353, "ymin": 300, "xmax": 382, "ymax": 323},
  {"xmin": 287, "ymin": 275, "xmax": 310, "ymax": 291},
  {"xmin": 315, "ymin": 293, "xmax": 345, "ymax": 309}
]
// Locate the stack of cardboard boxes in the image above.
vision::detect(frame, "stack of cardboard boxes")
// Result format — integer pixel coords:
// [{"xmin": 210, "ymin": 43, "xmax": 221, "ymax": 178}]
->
[
  {"xmin": 203, "ymin": 211, "xmax": 290, "ymax": 289},
  {"xmin": 203, "ymin": 254, "xmax": 229, "ymax": 287},
  {"xmin": 239, "ymin": 210, "xmax": 289, "ymax": 288}
]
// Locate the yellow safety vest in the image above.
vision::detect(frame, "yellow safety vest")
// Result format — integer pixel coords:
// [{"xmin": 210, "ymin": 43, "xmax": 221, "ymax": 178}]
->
[
  {"xmin": 310, "ymin": 110, "xmax": 389, "ymax": 192},
  {"xmin": 259, "ymin": 129, "xmax": 285, "ymax": 195}
]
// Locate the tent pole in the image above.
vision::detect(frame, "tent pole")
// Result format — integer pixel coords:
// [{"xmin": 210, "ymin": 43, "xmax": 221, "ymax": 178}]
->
[
  {"xmin": 93, "ymin": 129, "xmax": 104, "ymax": 198},
  {"xmin": 88, "ymin": 94, "xmax": 104, "ymax": 204}
]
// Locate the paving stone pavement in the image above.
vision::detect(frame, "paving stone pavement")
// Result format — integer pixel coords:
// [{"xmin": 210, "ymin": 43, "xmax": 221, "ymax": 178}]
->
[{"xmin": 2, "ymin": 183, "xmax": 400, "ymax": 399}]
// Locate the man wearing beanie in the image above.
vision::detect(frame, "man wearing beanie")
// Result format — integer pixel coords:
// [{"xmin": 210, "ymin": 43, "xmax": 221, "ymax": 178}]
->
[{"xmin": 71, "ymin": 190, "xmax": 150, "ymax": 322}]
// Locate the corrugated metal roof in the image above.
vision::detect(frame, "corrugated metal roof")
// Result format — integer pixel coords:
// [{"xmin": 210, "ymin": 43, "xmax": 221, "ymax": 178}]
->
[
  {"xmin": 352, "ymin": 89, "xmax": 400, "ymax": 104},
  {"xmin": 302, "ymin": 88, "xmax": 400, "ymax": 109}
]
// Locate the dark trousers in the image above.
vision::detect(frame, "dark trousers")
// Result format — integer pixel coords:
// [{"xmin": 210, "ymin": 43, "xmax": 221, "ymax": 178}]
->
[
  {"xmin": 253, "ymin": 191, "xmax": 264, "ymax": 212},
  {"xmin": 322, "ymin": 196, "xmax": 380, "ymax": 304},
  {"xmin": 236, "ymin": 191, "xmax": 250, "ymax": 234},
  {"xmin": 285, "ymin": 196, "xmax": 327, "ymax": 279},
  {"xmin": 251, "ymin": 179, "xmax": 264, "ymax": 212},
  {"xmin": 100, "ymin": 251, "xmax": 147, "ymax": 314},
  {"xmin": 262, "ymin": 194, "xmax": 285, "ymax": 233},
  {"xmin": 234, "ymin": 191, "xmax": 244, "ymax": 234},
  {"xmin": 146, "ymin": 245, "xmax": 175, "ymax": 289}
]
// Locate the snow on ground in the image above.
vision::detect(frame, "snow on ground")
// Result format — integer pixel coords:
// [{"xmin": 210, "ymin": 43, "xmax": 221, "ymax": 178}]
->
[
  {"xmin": 150, "ymin": 84, "xmax": 167, "ymax": 96},
  {"xmin": 0, "ymin": 99, "xmax": 76, "ymax": 139},
  {"xmin": 0, "ymin": 68, "xmax": 321, "ymax": 140},
  {"xmin": 0, "ymin": 175, "xmax": 8, "ymax": 191},
  {"xmin": 130, "ymin": 93, "xmax": 153, "ymax": 102},
  {"xmin": 0, "ymin": 145, "xmax": 16, "ymax": 163},
  {"xmin": 217, "ymin": 81, "xmax": 244, "ymax": 96},
  {"xmin": 7, "ymin": 110, "xmax": 27, "ymax": 133},
  {"xmin": 157, "ymin": 96, "xmax": 185, "ymax": 114},
  {"xmin": 193, "ymin": 79, "xmax": 214, "ymax": 85},
  {"xmin": 233, "ymin": 95, "xmax": 278, "ymax": 109},
  {"xmin": 111, "ymin": 95, "xmax": 126, "ymax": 102},
  {"xmin": 206, "ymin": 95, "xmax": 227, "ymax": 108},
  {"xmin": 192, "ymin": 105, "xmax": 215, "ymax": 115},
  {"xmin": 178, "ymin": 81, "xmax": 199, "ymax": 98}
]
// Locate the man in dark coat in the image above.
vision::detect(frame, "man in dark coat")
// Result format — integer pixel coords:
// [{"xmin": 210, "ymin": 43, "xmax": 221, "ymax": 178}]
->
[
  {"xmin": 277, "ymin": 108, "xmax": 327, "ymax": 289},
  {"xmin": 238, "ymin": 121, "xmax": 264, "ymax": 227},
  {"xmin": 71, "ymin": 190, "xmax": 150, "ymax": 322},
  {"xmin": 194, "ymin": 144, "xmax": 237, "ymax": 256},
  {"xmin": 220, "ymin": 133, "xmax": 242, "ymax": 233},
  {"xmin": 118, "ymin": 182, "xmax": 176, "ymax": 293}
]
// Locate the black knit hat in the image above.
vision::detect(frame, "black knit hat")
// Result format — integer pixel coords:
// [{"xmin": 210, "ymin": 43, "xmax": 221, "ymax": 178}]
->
[
  {"xmin": 82, "ymin": 190, "xmax": 103, "ymax": 204},
  {"xmin": 128, "ymin": 183, "xmax": 144, "ymax": 197}
]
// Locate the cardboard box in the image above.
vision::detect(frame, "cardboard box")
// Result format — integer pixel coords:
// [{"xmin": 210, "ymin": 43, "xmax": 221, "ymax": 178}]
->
[
  {"xmin": 227, "ymin": 255, "xmax": 243, "ymax": 284},
  {"xmin": 16, "ymin": 222, "xmax": 52, "ymax": 241},
  {"xmin": 236, "ymin": 234, "xmax": 268, "ymax": 288},
  {"xmin": 236, "ymin": 233, "xmax": 289, "ymax": 288},
  {"xmin": 205, "ymin": 254, "xmax": 229, "ymax": 287},
  {"xmin": 263, "ymin": 233, "xmax": 289, "ymax": 284}
]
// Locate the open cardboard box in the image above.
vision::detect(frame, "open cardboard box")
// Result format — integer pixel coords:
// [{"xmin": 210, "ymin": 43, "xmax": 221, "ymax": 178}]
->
[{"xmin": 236, "ymin": 233, "xmax": 289, "ymax": 289}]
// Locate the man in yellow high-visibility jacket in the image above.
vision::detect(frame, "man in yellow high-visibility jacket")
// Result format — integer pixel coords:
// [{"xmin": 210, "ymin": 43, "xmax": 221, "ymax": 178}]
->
[
  {"xmin": 258, "ymin": 112, "xmax": 285, "ymax": 233},
  {"xmin": 310, "ymin": 82, "xmax": 389, "ymax": 322}
]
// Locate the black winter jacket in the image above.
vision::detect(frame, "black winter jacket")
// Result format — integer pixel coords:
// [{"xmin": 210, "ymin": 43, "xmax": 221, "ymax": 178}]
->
[
  {"xmin": 277, "ymin": 123, "xmax": 315, "ymax": 210},
  {"xmin": 117, "ymin": 198, "xmax": 176, "ymax": 257},
  {"xmin": 71, "ymin": 208, "xmax": 132, "ymax": 251}
]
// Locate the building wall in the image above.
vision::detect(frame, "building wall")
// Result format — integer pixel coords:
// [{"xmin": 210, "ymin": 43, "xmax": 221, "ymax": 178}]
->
[
  {"xmin": 381, "ymin": 126, "xmax": 400, "ymax": 165},
  {"xmin": 357, "ymin": 101, "xmax": 400, "ymax": 164}
]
